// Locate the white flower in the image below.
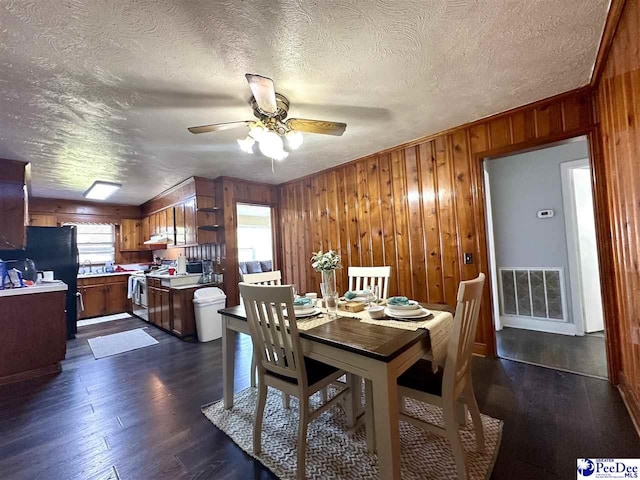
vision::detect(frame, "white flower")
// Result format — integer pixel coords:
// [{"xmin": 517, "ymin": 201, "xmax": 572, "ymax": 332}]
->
[{"xmin": 311, "ymin": 250, "xmax": 342, "ymax": 272}]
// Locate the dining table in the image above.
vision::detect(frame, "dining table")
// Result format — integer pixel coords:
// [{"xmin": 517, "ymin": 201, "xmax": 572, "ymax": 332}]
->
[{"xmin": 219, "ymin": 302, "xmax": 455, "ymax": 480}]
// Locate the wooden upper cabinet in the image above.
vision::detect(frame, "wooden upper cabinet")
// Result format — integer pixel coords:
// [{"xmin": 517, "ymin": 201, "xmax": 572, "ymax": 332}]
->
[
  {"xmin": 166, "ymin": 207, "xmax": 175, "ymax": 246},
  {"xmin": 120, "ymin": 219, "xmax": 143, "ymax": 251},
  {"xmin": 184, "ymin": 198, "xmax": 197, "ymax": 246},
  {"xmin": 157, "ymin": 210, "xmax": 167, "ymax": 236},
  {"xmin": 0, "ymin": 159, "xmax": 28, "ymax": 250},
  {"xmin": 174, "ymin": 203, "xmax": 186, "ymax": 246},
  {"xmin": 29, "ymin": 214, "xmax": 57, "ymax": 227},
  {"xmin": 141, "ymin": 216, "xmax": 150, "ymax": 249}
]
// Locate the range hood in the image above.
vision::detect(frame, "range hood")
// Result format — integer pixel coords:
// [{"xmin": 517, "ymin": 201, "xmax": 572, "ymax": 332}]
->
[{"xmin": 143, "ymin": 234, "xmax": 170, "ymax": 245}]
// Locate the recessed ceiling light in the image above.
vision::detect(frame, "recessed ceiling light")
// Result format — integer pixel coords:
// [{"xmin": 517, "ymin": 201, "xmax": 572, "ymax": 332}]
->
[{"xmin": 83, "ymin": 181, "xmax": 122, "ymax": 200}]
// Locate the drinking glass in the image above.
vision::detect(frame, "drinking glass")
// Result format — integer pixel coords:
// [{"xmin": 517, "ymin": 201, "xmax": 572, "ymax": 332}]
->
[
  {"xmin": 372, "ymin": 285, "xmax": 380, "ymax": 305},
  {"xmin": 325, "ymin": 293, "xmax": 339, "ymax": 319},
  {"xmin": 292, "ymin": 284, "xmax": 298, "ymax": 299},
  {"xmin": 364, "ymin": 284, "xmax": 374, "ymax": 308}
]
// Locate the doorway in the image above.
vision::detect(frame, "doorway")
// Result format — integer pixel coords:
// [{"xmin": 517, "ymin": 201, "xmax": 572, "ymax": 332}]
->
[
  {"xmin": 236, "ymin": 203, "xmax": 276, "ymax": 272},
  {"xmin": 484, "ymin": 137, "xmax": 607, "ymax": 378}
]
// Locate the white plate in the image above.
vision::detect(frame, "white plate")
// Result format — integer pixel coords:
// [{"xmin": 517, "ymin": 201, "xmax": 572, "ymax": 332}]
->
[
  {"xmin": 386, "ymin": 300, "xmax": 420, "ymax": 310},
  {"xmin": 384, "ymin": 307, "xmax": 432, "ymax": 320},
  {"xmin": 286, "ymin": 307, "xmax": 322, "ymax": 318}
]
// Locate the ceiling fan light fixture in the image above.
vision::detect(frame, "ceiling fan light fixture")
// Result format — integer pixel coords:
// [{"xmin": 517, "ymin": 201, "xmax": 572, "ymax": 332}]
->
[
  {"xmin": 285, "ymin": 130, "xmax": 303, "ymax": 150},
  {"xmin": 237, "ymin": 135, "xmax": 255, "ymax": 154},
  {"xmin": 249, "ymin": 123, "xmax": 266, "ymax": 142},
  {"xmin": 258, "ymin": 130, "xmax": 284, "ymax": 158},
  {"xmin": 273, "ymin": 149, "xmax": 289, "ymax": 161}
]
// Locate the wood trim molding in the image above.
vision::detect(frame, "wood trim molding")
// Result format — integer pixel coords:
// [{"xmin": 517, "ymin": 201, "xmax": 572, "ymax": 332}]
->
[
  {"xmin": 30, "ymin": 197, "xmax": 143, "ymax": 222},
  {"xmin": 591, "ymin": 0, "xmax": 627, "ymax": 87},
  {"xmin": 619, "ymin": 373, "xmax": 640, "ymax": 437},
  {"xmin": 279, "ymin": 87, "xmax": 592, "ymax": 187}
]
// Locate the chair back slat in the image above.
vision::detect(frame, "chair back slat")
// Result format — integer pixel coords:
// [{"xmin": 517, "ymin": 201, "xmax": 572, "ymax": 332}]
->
[
  {"xmin": 240, "ymin": 283, "xmax": 305, "ymax": 385},
  {"xmin": 243, "ymin": 270, "xmax": 282, "ymax": 285},
  {"xmin": 443, "ymin": 273, "xmax": 486, "ymax": 394},
  {"xmin": 347, "ymin": 266, "xmax": 391, "ymax": 299}
]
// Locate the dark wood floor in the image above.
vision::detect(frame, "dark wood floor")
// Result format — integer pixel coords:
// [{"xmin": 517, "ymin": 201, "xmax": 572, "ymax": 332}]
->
[
  {"xmin": 496, "ymin": 326, "xmax": 608, "ymax": 378},
  {"xmin": 0, "ymin": 317, "xmax": 637, "ymax": 480}
]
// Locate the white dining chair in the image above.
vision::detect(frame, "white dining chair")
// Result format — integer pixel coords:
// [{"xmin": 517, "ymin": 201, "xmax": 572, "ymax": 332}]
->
[
  {"xmin": 240, "ymin": 283, "xmax": 349, "ymax": 480},
  {"xmin": 347, "ymin": 266, "xmax": 391, "ymax": 300},
  {"xmin": 396, "ymin": 273, "xmax": 486, "ymax": 480},
  {"xmin": 242, "ymin": 270, "xmax": 282, "ymax": 285},
  {"xmin": 242, "ymin": 270, "xmax": 282, "ymax": 388}
]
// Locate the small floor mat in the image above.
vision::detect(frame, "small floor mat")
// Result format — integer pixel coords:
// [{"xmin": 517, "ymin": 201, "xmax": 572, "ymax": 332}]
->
[{"xmin": 87, "ymin": 328, "xmax": 158, "ymax": 359}]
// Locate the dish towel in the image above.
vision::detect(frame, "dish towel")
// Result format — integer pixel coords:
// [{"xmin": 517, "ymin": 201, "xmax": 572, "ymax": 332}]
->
[{"xmin": 127, "ymin": 275, "xmax": 136, "ymax": 299}]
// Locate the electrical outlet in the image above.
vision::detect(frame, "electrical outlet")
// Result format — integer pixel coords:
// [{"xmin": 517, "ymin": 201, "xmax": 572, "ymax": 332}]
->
[{"xmin": 464, "ymin": 253, "xmax": 473, "ymax": 264}]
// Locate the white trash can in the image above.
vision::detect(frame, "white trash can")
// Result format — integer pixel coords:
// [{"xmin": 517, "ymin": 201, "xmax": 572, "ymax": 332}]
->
[{"xmin": 193, "ymin": 287, "xmax": 227, "ymax": 342}]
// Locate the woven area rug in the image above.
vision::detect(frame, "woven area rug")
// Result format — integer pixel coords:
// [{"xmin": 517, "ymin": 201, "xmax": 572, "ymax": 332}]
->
[{"xmin": 202, "ymin": 387, "xmax": 502, "ymax": 479}]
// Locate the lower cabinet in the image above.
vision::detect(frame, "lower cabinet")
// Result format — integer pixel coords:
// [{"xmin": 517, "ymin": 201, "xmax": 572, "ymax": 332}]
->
[
  {"xmin": 145, "ymin": 278, "xmax": 208, "ymax": 338},
  {"xmin": 78, "ymin": 275, "xmax": 130, "ymax": 319}
]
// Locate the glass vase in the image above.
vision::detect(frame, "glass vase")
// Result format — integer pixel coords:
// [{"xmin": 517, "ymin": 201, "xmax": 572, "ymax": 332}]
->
[{"xmin": 321, "ymin": 269, "xmax": 337, "ymax": 296}]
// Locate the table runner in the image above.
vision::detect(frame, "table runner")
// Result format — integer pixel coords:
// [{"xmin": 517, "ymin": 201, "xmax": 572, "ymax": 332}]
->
[
  {"xmin": 292, "ymin": 307, "xmax": 453, "ymax": 368},
  {"xmin": 342, "ymin": 309, "xmax": 453, "ymax": 368}
]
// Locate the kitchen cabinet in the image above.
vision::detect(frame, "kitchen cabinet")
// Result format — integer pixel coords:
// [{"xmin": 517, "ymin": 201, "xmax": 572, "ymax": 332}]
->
[
  {"xmin": 145, "ymin": 276, "xmax": 210, "ymax": 338},
  {"xmin": 0, "ymin": 159, "xmax": 28, "ymax": 250},
  {"xmin": 171, "ymin": 285, "xmax": 205, "ymax": 337},
  {"xmin": 1, "ymin": 289, "xmax": 66, "ymax": 385},
  {"xmin": 166, "ymin": 207, "xmax": 175, "ymax": 246},
  {"xmin": 78, "ymin": 275, "xmax": 130, "ymax": 319},
  {"xmin": 149, "ymin": 212, "xmax": 157, "ymax": 237},
  {"xmin": 159, "ymin": 289, "xmax": 171, "ymax": 330},
  {"xmin": 141, "ymin": 216, "xmax": 150, "ymax": 250},
  {"xmin": 157, "ymin": 210, "xmax": 167, "ymax": 236},
  {"xmin": 79, "ymin": 283, "xmax": 106, "ymax": 318},
  {"xmin": 184, "ymin": 198, "xmax": 197, "ymax": 246},
  {"xmin": 119, "ymin": 219, "xmax": 143, "ymax": 251},
  {"xmin": 174, "ymin": 203, "xmax": 186, "ymax": 246},
  {"xmin": 29, "ymin": 214, "xmax": 57, "ymax": 227},
  {"xmin": 105, "ymin": 281, "xmax": 129, "ymax": 313}
]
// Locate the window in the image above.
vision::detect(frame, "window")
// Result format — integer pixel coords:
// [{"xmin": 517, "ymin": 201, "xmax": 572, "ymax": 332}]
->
[
  {"xmin": 70, "ymin": 224, "xmax": 116, "ymax": 264},
  {"xmin": 236, "ymin": 204, "xmax": 274, "ymax": 263}
]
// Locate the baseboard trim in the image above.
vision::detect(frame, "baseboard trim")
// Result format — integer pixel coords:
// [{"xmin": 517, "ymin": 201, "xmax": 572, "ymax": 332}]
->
[
  {"xmin": 0, "ymin": 363, "xmax": 61, "ymax": 386},
  {"xmin": 501, "ymin": 316, "xmax": 577, "ymax": 336},
  {"xmin": 618, "ymin": 375, "xmax": 640, "ymax": 438},
  {"xmin": 473, "ymin": 342, "xmax": 488, "ymax": 356}
]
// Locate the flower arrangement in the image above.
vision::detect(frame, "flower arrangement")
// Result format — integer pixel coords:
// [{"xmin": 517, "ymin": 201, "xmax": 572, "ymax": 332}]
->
[{"xmin": 311, "ymin": 250, "xmax": 342, "ymax": 272}]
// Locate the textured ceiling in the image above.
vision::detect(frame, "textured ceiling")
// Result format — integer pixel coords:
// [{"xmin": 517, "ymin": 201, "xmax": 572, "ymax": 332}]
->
[{"xmin": 0, "ymin": 0, "xmax": 608, "ymax": 205}]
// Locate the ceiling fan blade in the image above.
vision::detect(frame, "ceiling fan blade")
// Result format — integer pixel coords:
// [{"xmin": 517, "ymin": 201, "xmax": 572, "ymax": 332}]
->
[
  {"xmin": 187, "ymin": 120, "xmax": 251, "ymax": 134},
  {"xmin": 245, "ymin": 73, "xmax": 277, "ymax": 114},
  {"xmin": 286, "ymin": 118, "xmax": 347, "ymax": 136}
]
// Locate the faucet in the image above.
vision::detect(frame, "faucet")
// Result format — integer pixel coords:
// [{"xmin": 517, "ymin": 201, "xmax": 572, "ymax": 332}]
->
[{"xmin": 82, "ymin": 260, "xmax": 92, "ymax": 274}]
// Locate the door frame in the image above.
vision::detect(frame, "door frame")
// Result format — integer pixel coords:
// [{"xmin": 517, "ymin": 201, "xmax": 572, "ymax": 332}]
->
[
  {"xmin": 560, "ymin": 157, "xmax": 599, "ymax": 337},
  {"xmin": 472, "ymin": 127, "xmax": 620, "ymax": 384}
]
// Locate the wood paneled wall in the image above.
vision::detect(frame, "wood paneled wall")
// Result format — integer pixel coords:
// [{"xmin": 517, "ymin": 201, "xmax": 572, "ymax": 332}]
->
[
  {"xmin": 278, "ymin": 88, "xmax": 594, "ymax": 355},
  {"xmin": 220, "ymin": 177, "xmax": 279, "ymax": 305},
  {"xmin": 594, "ymin": 0, "xmax": 640, "ymax": 429}
]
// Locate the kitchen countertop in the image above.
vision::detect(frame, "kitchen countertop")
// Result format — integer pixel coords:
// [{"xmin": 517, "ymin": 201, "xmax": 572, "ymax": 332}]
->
[
  {"xmin": 171, "ymin": 282, "xmax": 221, "ymax": 290},
  {"xmin": 145, "ymin": 272, "xmax": 202, "ymax": 279},
  {"xmin": 77, "ymin": 271, "xmax": 136, "ymax": 279},
  {"xmin": 0, "ymin": 282, "xmax": 68, "ymax": 297}
]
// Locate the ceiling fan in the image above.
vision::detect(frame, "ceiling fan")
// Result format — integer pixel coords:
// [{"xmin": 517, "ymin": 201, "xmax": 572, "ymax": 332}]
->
[{"xmin": 187, "ymin": 74, "xmax": 347, "ymax": 162}]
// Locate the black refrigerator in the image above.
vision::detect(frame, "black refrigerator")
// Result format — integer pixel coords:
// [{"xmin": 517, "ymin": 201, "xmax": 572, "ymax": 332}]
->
[{"xmin": 6, "ymin": 226, "xmax": 79, "ymax": 339}]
